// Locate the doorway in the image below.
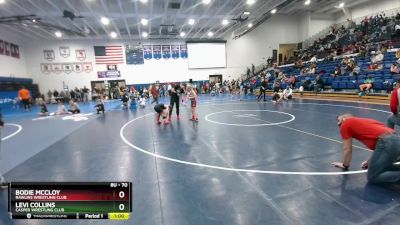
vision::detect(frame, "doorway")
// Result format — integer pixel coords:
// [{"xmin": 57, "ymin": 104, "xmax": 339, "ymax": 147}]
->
[
  {"xmin": 209, "ymin": 74, "xmax": 223, "ymax": 84},
  {"xmin": 91, "ymin": 79, "xmax": 126, "ymax": 100}
]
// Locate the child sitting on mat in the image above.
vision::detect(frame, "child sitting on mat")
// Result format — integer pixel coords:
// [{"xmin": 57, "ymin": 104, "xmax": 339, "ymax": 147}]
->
[
  {"xmin": 51, "ymin": 101, "xmax": 68, "ymax": 116},
  {"xmin": 154, "ymin": 104, "xmax": 170, "ymax": 125},
  {"xmin": 68, "ymin": 99, "xmax": 80, "ymax": 114},
  {"xmin": 95, "ymin": 96, "xmax": 105, "ymax": 114},
  {"xmin": 38, "ymin": 98, "xmax": 49, "ymax": 117},
  {"xmin": 139, "ymin": 95, "xmax": 146, "ymax": 108}
]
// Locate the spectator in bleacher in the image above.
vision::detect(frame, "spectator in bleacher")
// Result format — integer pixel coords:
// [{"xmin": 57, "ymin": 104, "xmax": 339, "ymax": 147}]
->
[
  {"xmin": 359, "ymin": 76, "xmax": 374, "ymax": 95},
  {"xmin": 273, "ymin": 72, "xmax": 284, "ymax": 92},
  {"xmin": 371, "ymin": 51, "xmax": 384, "ymax": 63},
  {"xmin": 396, "ymin": 49, "xmax": 400, "ymax": 64},
  {"xmin": 352, "ymin": 64, "xmax": 361, "ymax": 77},
  {"xmin": 368, "ymin": 51, "xmax": 384, "ymax": 70},
  {"xmin": 286, "ymin": 75, "xmax": 296, "ymax": 89},
  {"xmin": 390, "ymin": 63, "xmax": 399, "ymax": 74},
  {"xmin": 387, "ymin": 79, "xmax": 400, "ymax": 129},
  {"xmin": 314, "ymin": 75, "xmax": 324, "ymax": 92},
  {"xmin": 295, "ymin": 59, "xmax": 304, "ymax": 69},
  {"xmin": 332, "ymin": 66, "xmax": 341, "ymax": 77},
  {"xmin": 302, "ymin": 77, "xmax": 312, "ymax": 91},
  {"xmin": 310, "ymin": 55, "xmax": 317, "ymax": 63},
  {"xmin": 252, "ymin": 64, "xmax": 255, "ymax": 75},
  {"xmin": 308, "ymin": 63, "xmax": 316, "ymax": 75},
  {"xmin": 345, "ymin": 58, "xmax": 356, "ymax": 72},
  {"xmin": 18, "ymin": 86, "xmax": 31, "ymax": 112},
  {"xmin": 341, "ymin": 56, "xmax": 349, "ymax": 66}
]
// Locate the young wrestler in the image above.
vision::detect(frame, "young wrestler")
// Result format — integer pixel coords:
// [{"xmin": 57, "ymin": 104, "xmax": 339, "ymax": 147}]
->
[
  {"xmin": 95, "ymin": 96, "xmax": 105, "ymax": 114},
  {"xmin": 139, "ymin": 95, "xmax": 146, "ymax": 108},
  {"xmin": 38, "ymin": 98, "xmax": 49, "ymax": 117},
  {"xmin": 154, "ymin": 104, "xmax": 170, "ymax": 125},
  {"xmin": 68, "ymin": 99, "xmax": 80, "ymax": 114},
  {"xmin": 187, "ymin": 86, "xmax": 198, "ymax": 121}
]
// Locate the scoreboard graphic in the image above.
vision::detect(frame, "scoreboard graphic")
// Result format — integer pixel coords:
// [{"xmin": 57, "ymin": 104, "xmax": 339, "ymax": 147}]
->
[{"xmin": 8, "ymin": 182, "xmax": 132, "ymax": 220}]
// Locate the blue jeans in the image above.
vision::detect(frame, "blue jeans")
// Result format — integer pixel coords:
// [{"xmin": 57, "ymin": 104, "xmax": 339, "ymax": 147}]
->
[
  {"xmin": 387, "ymin": 113, "xmax": 400, "ymax": 129},
  {"xmin": 367, "ymin": 134, "xmax": 400, "ymax": 183}
]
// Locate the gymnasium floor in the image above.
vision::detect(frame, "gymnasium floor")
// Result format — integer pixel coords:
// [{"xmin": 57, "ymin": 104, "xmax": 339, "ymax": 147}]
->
[{"xmin": 0, "ymin": 95, "xmax": 400, "ymax": 225}]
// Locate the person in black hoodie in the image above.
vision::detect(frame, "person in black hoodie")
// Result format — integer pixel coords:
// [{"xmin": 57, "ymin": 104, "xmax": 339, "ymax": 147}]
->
[
  {"xmin": 169, "ymin": 83, "xmax": 181, "ymax": 121},
  {"xmin": 257, "ymin": 78, "xmax": 268, "ymax": 101}
]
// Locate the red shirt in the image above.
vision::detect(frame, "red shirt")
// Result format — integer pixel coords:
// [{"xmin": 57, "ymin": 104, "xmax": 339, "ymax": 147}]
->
[
  {"xmin": 340, "ymin": 117, "xmax": 395, "ymax": 150},
  {"xmin": 390, "ymin": 88, "xmax": 399, "ymax": 114}
]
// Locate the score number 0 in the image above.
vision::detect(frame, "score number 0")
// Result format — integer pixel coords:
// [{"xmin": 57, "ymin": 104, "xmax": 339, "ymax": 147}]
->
[{"xmin": 118, "ymin": 191, "xmax": 125, "ymax": 211}]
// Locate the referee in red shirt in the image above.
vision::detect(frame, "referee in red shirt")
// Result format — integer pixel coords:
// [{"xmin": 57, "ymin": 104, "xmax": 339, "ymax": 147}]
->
[
  {"xmin": 332, "ymin": 114, "xmax": 400, "ymax": 183},
  {"xmin": 387, "ymin": 79, "xmax": 400, "ymax": 129}
]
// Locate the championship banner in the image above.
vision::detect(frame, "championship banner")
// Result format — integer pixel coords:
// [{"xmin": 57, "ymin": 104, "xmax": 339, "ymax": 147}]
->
[
  {"xmin": 83, "ymin": 62, "xmax": 93, "ymax": 73},
  {"xmin": 162, "ymin": 45, "xmax": 171, "ymax": 59},
  {"xmin": 74, "ymin": 63, "xmax": 83, "ymax": 73},
  {"xmin": 76, "ymin": 50, "xmax": 86, "ymax": 61},
  {"xmin": 180, "ymin": 44, "xmax": 188, "ymax": 59},
  {"xmin": 125, "ymin": 44, "xmax": 144, "ymax": 64},
  {"xmin": 44, "ymin": 50, "xmax": 55, "ymax": 61},
  {"xmin": 97, "ymin": 70, "xmax": 121, "ymax": 78},
  {"xmin": 152, "ymin": 45, "xmax": 161, "ymax": 60},
  {"xmin": 0, "ymin": 40, "xmax": 4, "ymax": 55},
  {"xmin": 11, "ymin": 44, "xmax": 20, "ymax": 58},
  {"xmin": 107, "ymin": 65, "xmax": 117, "ymax": 71},
  {"xmin": 4, "ymin": 42, "xmax": 10, "ymax": 56},
  {"xmin": 143, "ymin": 45, "xmax": 152, "ymax": 60},
  {"xmin": 59, "ymin": 47, "xmax": 70, "ymax": 58},
  {"xmin": 40, "ymin": 64, "xmax": 51, "ymax": 74},
  {"xmin": 52, "ymin": 64, "xmax": 62, "ymax": 74},
  {"xmin": 171, "ymin": 45, "xmax": 180, "ymax": 59},
  {"xmin": 63, "ymin": 64, "xmax": 73, "ymax": 74}
]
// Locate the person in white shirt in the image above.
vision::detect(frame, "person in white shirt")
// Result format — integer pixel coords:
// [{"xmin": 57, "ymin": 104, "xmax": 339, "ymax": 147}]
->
[
  {"xmin": 139, "ymin": 95, "xmax": 146, "ymax": 108},
  {"xmin": 283, "ymin": 86, "xmax": 293, "ymax": 100},
  {"xmin": 371, "ymin": 51, "xmax": 384, "ymax": 63},
  {"xmin": 310, "ymin": 55, "xmax": 317, "ymax": 63}
]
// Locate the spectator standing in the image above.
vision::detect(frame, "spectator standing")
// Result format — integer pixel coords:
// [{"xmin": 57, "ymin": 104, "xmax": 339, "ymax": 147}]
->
[{"xmin": 18, "ymin": 86, "xmax": 31, "ymax": 112}]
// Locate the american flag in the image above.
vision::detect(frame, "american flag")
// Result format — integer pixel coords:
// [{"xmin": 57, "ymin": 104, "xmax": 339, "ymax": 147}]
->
[{"xmin": 94, "ymin": 46, "xmax": 124, "ymax": 64}]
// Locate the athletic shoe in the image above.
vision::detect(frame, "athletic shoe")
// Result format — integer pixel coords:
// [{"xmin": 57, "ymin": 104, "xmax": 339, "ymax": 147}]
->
[
  {"xmin": 163, "ymin": 121, "xmax": 169, "ymax": 125},
  {"xmin": 157, "ymin": 121, "xmax": 162, "ymax": 125}
]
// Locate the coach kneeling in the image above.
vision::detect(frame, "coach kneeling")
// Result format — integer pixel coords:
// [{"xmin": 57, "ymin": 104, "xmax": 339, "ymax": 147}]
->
[{"xmin": 332, "ymin": 114, "xmax": 400, "ymax": 184}]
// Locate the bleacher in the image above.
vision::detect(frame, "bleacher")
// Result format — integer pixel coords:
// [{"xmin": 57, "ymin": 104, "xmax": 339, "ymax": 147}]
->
[{"xmin": 0, "ymin": 77, "xmax": 40, "ymax": 97}]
